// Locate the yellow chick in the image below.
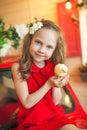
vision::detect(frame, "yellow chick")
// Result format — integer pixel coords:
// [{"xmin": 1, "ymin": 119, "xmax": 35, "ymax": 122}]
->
[{"xmin": 54, "ymin": 63, "xmax": 68, "ymax": 76}]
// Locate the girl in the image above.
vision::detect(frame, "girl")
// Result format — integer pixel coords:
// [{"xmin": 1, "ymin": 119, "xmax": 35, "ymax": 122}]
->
[{"xmin": 12, "ymin": 19, "xmax": 79, "ymax": 130}]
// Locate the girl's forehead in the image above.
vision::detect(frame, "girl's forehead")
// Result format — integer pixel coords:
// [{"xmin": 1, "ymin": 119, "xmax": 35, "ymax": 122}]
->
[{"xmin": 34, "ymin": 28, "xmax": 58, "ymax": 38}]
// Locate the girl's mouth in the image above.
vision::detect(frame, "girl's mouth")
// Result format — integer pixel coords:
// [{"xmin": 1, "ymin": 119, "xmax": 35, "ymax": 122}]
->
[{"xmin": 35, "ymin": 52, "xmax": 45, "ymax": 58}]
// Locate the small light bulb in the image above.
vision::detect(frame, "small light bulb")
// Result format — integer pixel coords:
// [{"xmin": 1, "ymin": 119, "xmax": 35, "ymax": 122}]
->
[{"xmin": 65, "ymin": 1, "xmax": 72, "ymax": 10}]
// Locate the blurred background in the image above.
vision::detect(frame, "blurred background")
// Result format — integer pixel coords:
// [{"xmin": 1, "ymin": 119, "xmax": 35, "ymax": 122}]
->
[{"xmin": 0, "ymin": 0, "xmax": 87, "ymax": 115}]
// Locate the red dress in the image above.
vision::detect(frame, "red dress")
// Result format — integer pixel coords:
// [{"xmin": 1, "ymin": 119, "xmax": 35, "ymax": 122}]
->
[{"xmin": 17, "ymin": 60, "xmax": 69, "ymax": 130}]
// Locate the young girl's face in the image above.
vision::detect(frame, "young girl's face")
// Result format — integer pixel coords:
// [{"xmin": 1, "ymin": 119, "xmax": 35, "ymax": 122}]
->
[{"xmin": 29, "ymin": 28, "xmax": 57, "ymax": 67}]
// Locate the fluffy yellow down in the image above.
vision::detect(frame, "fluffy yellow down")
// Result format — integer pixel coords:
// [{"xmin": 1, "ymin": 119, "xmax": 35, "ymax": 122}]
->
[{"xmin": 54, "ymin": 64, "xmax": 68, "ymax": 76}]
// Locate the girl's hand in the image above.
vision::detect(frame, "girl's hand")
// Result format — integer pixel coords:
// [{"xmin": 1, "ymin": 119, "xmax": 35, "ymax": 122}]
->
[{"xmin": 48, "ymin": 74, "xmax": 69, "ymax": 88}]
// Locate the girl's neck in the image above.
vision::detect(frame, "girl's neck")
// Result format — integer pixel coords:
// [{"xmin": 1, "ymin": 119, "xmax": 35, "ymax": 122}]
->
[{"xmin": 34, "ymin": 61, "xmax": 46, "ymax": 68}]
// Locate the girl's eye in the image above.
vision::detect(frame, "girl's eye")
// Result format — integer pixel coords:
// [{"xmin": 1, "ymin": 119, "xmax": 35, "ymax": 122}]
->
[
  {"xmin": 35, "ymin": 40, "xmax": 41, "ymax": 45},
  {"xmin": 47, "ymin": 45, "xmax": 53, "ymax": 49}
]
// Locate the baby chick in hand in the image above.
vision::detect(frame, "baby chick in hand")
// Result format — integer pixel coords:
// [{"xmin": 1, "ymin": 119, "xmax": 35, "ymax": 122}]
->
[
  {"xmin": 53, "ymin": 63, "xmax": 69, "ymax": 87},
  {"xmin": 54, "ymin": 63, "xmax": 68, "ymax": 77}
]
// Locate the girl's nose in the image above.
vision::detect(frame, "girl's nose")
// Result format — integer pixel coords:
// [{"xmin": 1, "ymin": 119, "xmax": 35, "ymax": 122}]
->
[{"xmin": 39, "ymin": 46, "xmax": 45, "ymax": 53}]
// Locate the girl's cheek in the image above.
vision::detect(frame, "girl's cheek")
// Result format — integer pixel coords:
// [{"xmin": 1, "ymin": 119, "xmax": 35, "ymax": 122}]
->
[{"xmin": 50, "ymin": 51, "xmax": 54, "ymax": 56}]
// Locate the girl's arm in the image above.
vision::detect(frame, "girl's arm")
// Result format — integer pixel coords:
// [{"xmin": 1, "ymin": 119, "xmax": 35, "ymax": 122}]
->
[
  {"xmin": 52, "ymin": 87, "xmax": 62, "ymax": 105},
  {"xmin": 11, "ymin": 63, "xmax": 51, "ymax": 109},
  {"xmin": 51, "ymin": 75, "xmax": 69, "ymax": 105}
]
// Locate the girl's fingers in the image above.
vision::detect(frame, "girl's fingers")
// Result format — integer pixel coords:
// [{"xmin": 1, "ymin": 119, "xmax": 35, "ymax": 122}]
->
[
  {"xmin": 53, "ymin": 75, "xmax": 69, "ymax": 88},
  {"xmin": 49, "ymin": 74, "xmax": 69, "ymax": 88}
]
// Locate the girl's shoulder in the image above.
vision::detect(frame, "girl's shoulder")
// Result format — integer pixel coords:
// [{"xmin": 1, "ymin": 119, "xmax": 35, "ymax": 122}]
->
[
  {"xmin": 12, "ymin": 62, "xmax": 19, "ymax": 70},
  {"xmin": 11, "ymin": 62, "xmax": 20, "ymax": 75},
  {"xmin": 11, "ymin": 62, "xmax": 22, "ymax": 80}
]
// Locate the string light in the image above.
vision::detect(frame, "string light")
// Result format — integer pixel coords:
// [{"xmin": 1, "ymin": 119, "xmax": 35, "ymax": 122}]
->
[{"xmin": 65, "ymin": 0, "xmax": 72, "ymax": 10}]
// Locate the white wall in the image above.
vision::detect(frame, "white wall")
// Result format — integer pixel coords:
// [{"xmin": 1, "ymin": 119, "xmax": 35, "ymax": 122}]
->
[{"xmin": 79, "ymin": 9, "xmax": 87, "ymax": 65}]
